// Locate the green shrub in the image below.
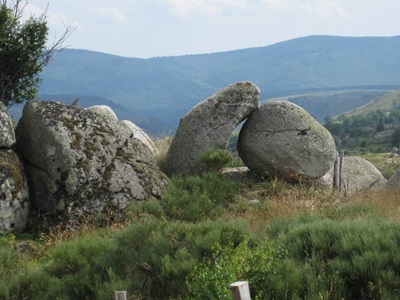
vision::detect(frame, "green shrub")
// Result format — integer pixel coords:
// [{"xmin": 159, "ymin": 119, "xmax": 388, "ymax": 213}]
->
[
  {"xmin": 267, "ymin": 215, "xmax": 400, "ymax": 299},
  {"xmin": 162, "ymin": 172, "xmax": 242, "ymax": 222},
  {"xmin": 186, "ymin": 239, "xmax": 287, "ymax": 300},
  {"xmin": 114, "ymin": 218, "xmax": 249, "ymax": 299},
  {"xmin": 200, "ymin": 148, "xmax": 233, "ymax": 172}
]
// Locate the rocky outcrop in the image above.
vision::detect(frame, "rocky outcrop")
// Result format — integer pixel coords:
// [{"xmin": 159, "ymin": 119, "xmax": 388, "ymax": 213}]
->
[
  {"xmin": 165, "ymin": 81, "xmax": 260, "ymax": 175},
  {"xmin": 0, "ymin": 150, "xmax": 29, "ymax": 232},
  {"xmin": 238, "ymin": 101, "xmax": 337, "ymax": 180},
  {"xmin": 16, "ymin": 101, "xmax": 169, "ymax": 219},
  {"xmin": 0, "ymin": 103, "xmax": 16, "ymax": 147}
]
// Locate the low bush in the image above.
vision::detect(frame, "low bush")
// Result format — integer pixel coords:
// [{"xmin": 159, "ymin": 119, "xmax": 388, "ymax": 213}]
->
[
  {"xmin": 162, "ymin": 172, "xmax": 242, "ymax": 222},
  {"xmin": 114, "ymin": 218, "xmax": 250, "ymax": 299},
  {"xmin": 200, "ymin": 148, "xmax": 233, "ymax": 172}
]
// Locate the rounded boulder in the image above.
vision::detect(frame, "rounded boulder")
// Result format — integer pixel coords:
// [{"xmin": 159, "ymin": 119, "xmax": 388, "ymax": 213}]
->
[{"xmin": 238, "ymin": 101, "xmax": 337, "ymax": 180}]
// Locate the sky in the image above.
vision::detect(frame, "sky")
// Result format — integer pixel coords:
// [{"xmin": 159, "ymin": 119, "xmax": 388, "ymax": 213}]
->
[{"xmin": 22, "ymin": 0, "xmax": 400, "ymax": 58}]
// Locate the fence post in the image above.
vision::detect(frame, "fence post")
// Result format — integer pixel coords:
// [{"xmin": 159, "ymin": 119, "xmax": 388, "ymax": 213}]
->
[
  {"xmin": 338, "ymin": 150, "xmax": 344, "ymax": 192},
  {"xmin": 230, "ymin": 281, "xmax": 251, "ymax": 300},
  {"xmin": 115, "ymin": 291, "xmax": 127, "ymax": 300},
  {"xmin": 333, "ymin": 151, "xmax": 339, "ymax": 190}
]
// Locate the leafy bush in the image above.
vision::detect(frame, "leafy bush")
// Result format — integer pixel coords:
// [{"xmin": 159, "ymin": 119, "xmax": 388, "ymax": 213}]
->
[
  {"xmin": 186, "ymin": 239, "xmax": 287, "ymax": 300},
  {"xmin": 114, "ymin": 219, "xmax": 249, "ymax": 299},
  {"xmin": 200, "ymin": 148, "xmax": 233, "ymax": 172},
  {"xmin": 162, "ymin": 172, "xmax": 242, "ymax": 222}
]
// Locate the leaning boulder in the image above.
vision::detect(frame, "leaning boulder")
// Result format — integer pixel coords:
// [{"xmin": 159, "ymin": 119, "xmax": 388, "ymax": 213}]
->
[
  {"xmin": 0, "ymin": 103, "xmax": 16, "ymax": 147},
  {"xmin": 16, "ymin": 101, "xmax": 169, "ymax": 219},
  {"xmin": 165, "ymin": 81, "xmax": 260, "ymax": 175},
  {"xmin": 238, "ymin": 101, "xmax": 336, "ymax": 180},
  {"xmin": 0, "ymin": 150, "xmax": 29, "ymax": 233}
]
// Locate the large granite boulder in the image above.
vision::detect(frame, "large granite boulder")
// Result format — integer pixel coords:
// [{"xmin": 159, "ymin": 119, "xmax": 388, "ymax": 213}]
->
[
  {"xmin": 238, "ymin": 101, "xmax": 336, "ymax": 180},
  {"xmin": 16, "ymin": 101, "xmax": 169, "ymax": 219},
  {"xmin": 0, "ymin": 103, "xmax": 16, "ymax": 147},
  {"xmin": 0, "ymin": 150, "xmax": 29, "ymax": 233},
  {"xmin": 165, "ymin": 81, "xmax": 260, "ymax": 175}
]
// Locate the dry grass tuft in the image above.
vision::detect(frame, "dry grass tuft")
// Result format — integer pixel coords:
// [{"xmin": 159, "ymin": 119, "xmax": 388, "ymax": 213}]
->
[{"xmin": 154, "ymin": 134, "xmax": 174, "ymax": 169}]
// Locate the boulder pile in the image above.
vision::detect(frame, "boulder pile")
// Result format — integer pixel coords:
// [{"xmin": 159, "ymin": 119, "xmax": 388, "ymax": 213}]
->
[{"xmin": 0, "ymin": 101, "xmax": 168, "ymax": 233}]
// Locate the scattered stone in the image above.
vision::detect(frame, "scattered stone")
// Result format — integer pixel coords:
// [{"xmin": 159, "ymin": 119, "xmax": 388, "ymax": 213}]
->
[
  {"xmin": 164, "ymin": 81, "xmax": 260, "ymax": 175},
  {"xmin": 238, "ymin": 101, "xmax": 337, "ymax": 180},
  {"xmin": 0, "ymin": 149, "xmax": 29, "ymax": 233},
  {"xmin": 16, "ymin": 101, "xmax": 169, "ymax": 223}
]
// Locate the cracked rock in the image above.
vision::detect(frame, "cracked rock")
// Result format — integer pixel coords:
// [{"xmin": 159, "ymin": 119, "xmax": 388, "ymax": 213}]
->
[
  {"xmin": 238, "ymin": 101, "xmax": 337, "ymax": 180},
  {"xmin": 16, "ymin": 101, "xmax": 169, "ymax": 222}
]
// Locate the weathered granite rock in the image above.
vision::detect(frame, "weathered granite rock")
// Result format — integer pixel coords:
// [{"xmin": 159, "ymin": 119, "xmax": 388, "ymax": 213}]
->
[
  {"xmin": 0, "ymin": 103, "xmax": 16, "ymax": 147},
  {"xmin": 85, "ymin": 105, "xmax": 118, "ymax": 121},
  {"xmin": 238, "ymin": 101, "xmax": 337, "ymax": 180},
  {"xmin": 16, "ymin": 101, "xmax": 169, "ymax": 219},
  {"xmin": 322, "ymin": 156, "xmax": 387, "ymax": 193},
  {"xmin": 385, "ymin": 170, "xmax": 400, "ymax": 190},
  {"xmin": 120, "ymin": 120, "xmax": 158, "ymax": 156},
  {"xmin": 165, "ymin": 81, "xmax": 260, "ymax": 175},
  {"xmin": 0, "ymin": 150, "xmax": 29, "ymax": 233}
]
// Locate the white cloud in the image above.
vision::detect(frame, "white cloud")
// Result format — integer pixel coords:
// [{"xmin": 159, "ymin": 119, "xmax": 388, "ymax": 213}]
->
[
  {"xmin": 262, "ymin": 0, "xmax": 349, "ymax": 18},
  {"xmin": 158, "ymin": 0, "xmax": 256, "ymax": 18}
]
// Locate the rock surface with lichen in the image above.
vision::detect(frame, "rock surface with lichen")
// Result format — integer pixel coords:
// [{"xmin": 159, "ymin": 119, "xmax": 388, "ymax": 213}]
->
[
  {"xmin": 16, "ymin": 101, "xmax": 169, "ymax": 221},
  {"xmin": 164, "ymin": 81, "xmax": 260, "ymax": 175},
  {"xmin": 0, "ymin": 149, "xmax": 29, "ymax": 233},
  {"xmin": 238, "ymin": 101, "xmax": 337, "ymax": 180},
  {"xmin": 0, "ymin": 102, "xmax": 16, "ymax": 147}
]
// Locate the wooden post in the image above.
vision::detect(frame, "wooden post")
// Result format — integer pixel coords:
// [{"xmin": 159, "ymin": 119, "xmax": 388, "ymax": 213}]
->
[
  {"xmin": 338, "ymin": 150, "xmax": 344, "ymax": 192},
  {"xmin": 333, "ymin": 151, "xmax": 339, "ymax": 190},
  {"xmin": 230, "ymin": 281, "xmax": 251, "ymax": 300},
  {"xmin": 115, "ymin": 291, "xmax": 127, "ymax": 300}
]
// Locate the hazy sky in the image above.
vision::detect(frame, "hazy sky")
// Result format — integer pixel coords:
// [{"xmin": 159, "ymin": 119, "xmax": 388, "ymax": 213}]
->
[{"xmin": 24, "ymin": 0, "xmax": 399, "ymax": 58}]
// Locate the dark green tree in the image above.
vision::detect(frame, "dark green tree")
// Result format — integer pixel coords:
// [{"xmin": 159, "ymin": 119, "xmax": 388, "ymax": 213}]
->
[
  {"xmin": 392, "ymin": 127, "xmax": 400, "ymax": 147},
  {"xmin": 0, "ymin": 0, "xmax": 73, "ymax": 108}
]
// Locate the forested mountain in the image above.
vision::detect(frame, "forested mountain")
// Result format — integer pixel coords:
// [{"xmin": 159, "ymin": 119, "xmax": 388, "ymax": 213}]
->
[{"xmin": 38, "ymin": 35, "xmax": 400, "ymax": 133}]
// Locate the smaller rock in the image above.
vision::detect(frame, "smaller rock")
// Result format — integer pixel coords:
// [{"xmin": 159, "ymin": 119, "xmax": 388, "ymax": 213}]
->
[
  {"xmin": 385, "ymin": 171, "xmax": 400, "ymax": 190},
  {"xmin": 120, "ymin": 120, "xmax": 158, "ymax": 156},
  {"xmin": 85, "ymin": 105, "xmax": 118, "ymax": 121},
  {"xmin": 0, "ymin": 150, "xmax": 29, "ymax": 233},
  {"xmin": 0, "ymin": 103, "xmax": 16, "ymax": 147},
  {"xmin": 325, "ymin": 156, "xmax": 387, "ymax": 194}
]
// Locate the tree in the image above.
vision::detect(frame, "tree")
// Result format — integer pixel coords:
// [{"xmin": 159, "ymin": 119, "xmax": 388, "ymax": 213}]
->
[
  {"xmin": 0, "ymin": 0, "xmax": 74, "ymax": 108},
  {"xmin": 392, "ymin": 127, "xmax": 400, "ymax": 147}
]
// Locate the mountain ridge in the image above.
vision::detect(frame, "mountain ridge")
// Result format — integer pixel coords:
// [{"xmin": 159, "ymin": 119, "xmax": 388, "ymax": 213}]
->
[{"xmin": 38, "ymin": 35, "xmax": 400, "ymax": 132}]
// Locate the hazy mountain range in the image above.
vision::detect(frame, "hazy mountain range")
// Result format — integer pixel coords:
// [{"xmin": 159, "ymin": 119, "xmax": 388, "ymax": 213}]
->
[{"xmin": 26, "ymin": 35, "xmax": 400, "ymax": 134}]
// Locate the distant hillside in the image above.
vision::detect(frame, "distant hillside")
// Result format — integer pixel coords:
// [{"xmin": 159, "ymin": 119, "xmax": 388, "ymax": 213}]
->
[
  {"xmin": 9, "ymin": 95, "xmax": 171, "ymax": 134},
  {"xmin": 324, "ymin": 91, "xmax": 400, "ymax": 152},
  {"xmin": 39, "ymin": 35, "xmax": 400, "ymax": 132},
  {"xmin": 266, "ymin": 90, "xmax": 391, "ymax": 122}
]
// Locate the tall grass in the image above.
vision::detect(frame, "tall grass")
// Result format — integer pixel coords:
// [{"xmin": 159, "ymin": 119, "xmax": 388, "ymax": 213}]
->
[{"xmin": 1, "ymin": 164, "xmax": 400, "ymax": 299}]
